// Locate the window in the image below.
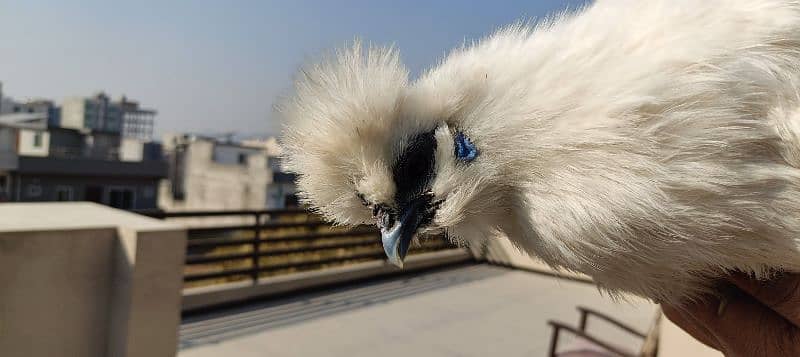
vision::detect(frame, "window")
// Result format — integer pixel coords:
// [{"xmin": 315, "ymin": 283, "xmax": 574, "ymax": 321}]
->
[
  {"xmin": 108, "ymin": 188, "xmax": 135, "ymax": 209},
  {"xmin": 55, "ymin": 186, "xmax": 74, "ymax": 201},
  {"xmin": 142, "ymin": 186, "xmax": 155, "ymax": 199},
  {"xmin": 86, "ymin": 186, "xmax": 103, "ymax": 203},
  {"xmin": 33, "ymin": 132, "xmax": 43, "ymax": 148},
  {"xmin": 0, "ymin": 175, "xmax": 7, "ymax": 194},
  {"xmin": 238, "ymin": 153, "xmax": 247, "ymax": 165},
  {"xmin": 26, "ymin": 184, "xmax": 42, "ymax": 198}
]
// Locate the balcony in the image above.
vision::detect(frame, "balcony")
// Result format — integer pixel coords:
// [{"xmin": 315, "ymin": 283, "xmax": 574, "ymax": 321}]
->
[
  {"xmin": 0, "ymin": 154, "xmax": 167, "ymax": 178},
  {"xmin": 0, "ymin": 203, "xmax": 720, "ymax": 357}
]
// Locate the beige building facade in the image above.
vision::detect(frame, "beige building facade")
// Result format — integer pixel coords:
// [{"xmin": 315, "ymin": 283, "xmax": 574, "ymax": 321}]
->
[{"xmin": 159, "ymin": 134, "xmax": 273, "ymax": 211}]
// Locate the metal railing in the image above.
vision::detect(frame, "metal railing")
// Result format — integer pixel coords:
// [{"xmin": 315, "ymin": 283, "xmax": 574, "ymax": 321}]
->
[
  {"xmin": 138, "ymin": 208, "xmax": 457, "ymax": 287},
  {"xmin": 49, "ymin": 146, "xmax": 121, "ymax": 161}
]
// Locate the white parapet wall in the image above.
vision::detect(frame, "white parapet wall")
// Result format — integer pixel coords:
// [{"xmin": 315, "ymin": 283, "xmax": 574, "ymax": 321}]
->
[{"xmin": 0, "ymin": 202, "xmax": 186, "ymax": 357}]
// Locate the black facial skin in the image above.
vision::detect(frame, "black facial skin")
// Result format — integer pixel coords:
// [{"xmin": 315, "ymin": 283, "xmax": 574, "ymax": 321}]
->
[
  {"xmin": 375, "ymin": 129, "xmax": 438, "ymax": 233},
  {"xmin": 393, "ymin": 130, "xmax": 437, "ymax": 206}
]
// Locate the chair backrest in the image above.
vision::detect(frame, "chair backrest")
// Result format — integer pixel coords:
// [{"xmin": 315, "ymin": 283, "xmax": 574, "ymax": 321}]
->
[{"xmin": 638, "ymin": 309, "xmax": 662, "ymax": 357}]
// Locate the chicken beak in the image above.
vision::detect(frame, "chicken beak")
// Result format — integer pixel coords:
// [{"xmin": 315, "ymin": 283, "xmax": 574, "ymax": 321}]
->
[
  {"xmin": 379, "ymin": 196, "xmax": 432, "ymax": 268},
  {"xmin": 381, "ymin": 222, "xmax": 411, "ymax": 268}
]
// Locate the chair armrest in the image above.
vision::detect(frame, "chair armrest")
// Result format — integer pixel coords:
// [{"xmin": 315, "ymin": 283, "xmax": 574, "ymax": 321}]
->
[
  {"xmin": 547, "ymin": 321, "xmax": 637, "ymax": 357},
  {"xmin": 577, "ymin": 306, "xmax": 647, "ymax": 338}
]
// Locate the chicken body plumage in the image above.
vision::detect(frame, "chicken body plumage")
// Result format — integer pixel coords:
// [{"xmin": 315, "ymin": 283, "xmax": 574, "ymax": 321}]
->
[{"xmin": 281, "ymin": 0, "xmax": 800, "ymax": 303}]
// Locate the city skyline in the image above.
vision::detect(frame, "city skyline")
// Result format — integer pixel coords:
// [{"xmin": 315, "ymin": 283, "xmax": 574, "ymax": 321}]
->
[{"xmin": 0, "ymin": 0, "xmax": 587, "ymax": 137}]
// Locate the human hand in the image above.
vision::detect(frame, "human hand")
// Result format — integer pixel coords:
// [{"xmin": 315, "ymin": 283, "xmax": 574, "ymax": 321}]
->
[{"xmin": 661, "ymin": 274, "xmax": 800, "ymax": 357}]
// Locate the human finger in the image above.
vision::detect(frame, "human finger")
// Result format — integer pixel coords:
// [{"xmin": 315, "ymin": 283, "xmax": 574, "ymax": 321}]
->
[
  {"xmin": 730, "ymin": 272, "xmax": 800, "ymax": 326},
  {"xmin": 661, "ymin": 303, "xmax": 721, "ymax": 351}
]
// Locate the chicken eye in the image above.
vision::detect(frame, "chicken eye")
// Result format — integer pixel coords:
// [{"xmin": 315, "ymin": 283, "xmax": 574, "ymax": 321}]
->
[
  {"xmin": 356, "ymin": 192, "xmax": 370, "ymax": 207},
  {"xmin": 454, "ymin": 132, "xmax": 478, "ymax": 162}
]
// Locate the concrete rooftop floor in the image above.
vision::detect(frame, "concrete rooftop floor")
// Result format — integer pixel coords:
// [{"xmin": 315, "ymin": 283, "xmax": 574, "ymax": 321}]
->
[{"xmin": 179, "ymin": 264, "xmax": 657, "ymax": 357}]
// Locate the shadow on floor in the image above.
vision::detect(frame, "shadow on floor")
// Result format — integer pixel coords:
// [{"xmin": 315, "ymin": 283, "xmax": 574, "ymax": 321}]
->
[{"xmin": 179, "ymin": 264, "xmax": 508, "ymax": 350}]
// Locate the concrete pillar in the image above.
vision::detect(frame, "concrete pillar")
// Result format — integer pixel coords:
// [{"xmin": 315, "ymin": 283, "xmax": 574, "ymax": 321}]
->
[{"xmin": 0, "ymin": 203, "xmax": 186, "ymax": 357}]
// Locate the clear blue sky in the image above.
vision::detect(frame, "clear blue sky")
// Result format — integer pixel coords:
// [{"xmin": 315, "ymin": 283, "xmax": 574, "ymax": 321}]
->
[{"xmin": 0, "ymin": 0, "xmax": 587, "ymax": 137}]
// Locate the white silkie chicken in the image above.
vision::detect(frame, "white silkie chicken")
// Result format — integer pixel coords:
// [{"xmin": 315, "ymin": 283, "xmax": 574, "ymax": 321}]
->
[{"xmin": 280, "ymin": 0, "xmax": 800, "ymax": 304}]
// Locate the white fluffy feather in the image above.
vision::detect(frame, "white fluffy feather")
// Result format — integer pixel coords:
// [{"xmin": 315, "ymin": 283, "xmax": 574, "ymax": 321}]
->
[{"xmin": 280, "ymin": 0, "xmax": 800, "ymax": 303}]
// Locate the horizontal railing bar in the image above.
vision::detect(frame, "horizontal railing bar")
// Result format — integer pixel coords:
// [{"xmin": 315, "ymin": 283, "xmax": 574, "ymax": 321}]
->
[
  {"xmin": 263, "ymin": 229, "xmax": 379, "ymax": 244},
  {"xmin": 186, "ymin": 252, "xmax": 257, "ymax": 265},
  {"xmin": 256, "ymin": 245, "xmax": 453, "ymax": 273},
  {"xmin": 187, "ymin": 239, "xmax": 450, "ymax": 265},
  {"xmin": 183, "ymin": 251, "xmax": 384, "ymax": 282},
  {"xmin": 187, "ymin": 239, "xmax": 256, "ymax": 249},
  {"xmin": 261, "ymin": 241, "xmax": 381, "ymax": 257},
  {"xmin": 265, "ymin": 243, "xmax": 454, "ymax": 269},
  {"xmin": 186, "ymin": 229, "xmax": 379, "ymax": 248},
  {"xmin": 258, "ymin": 252, "xmax": 388, "ymax": 272},
  {"xmin": 136, "ymin": 208, "xmax": 308, "ymax": 218},
  {"xmin": 183, "ymin": 244, "xmax": 456, "ymax": 282},
  {"xmin": 184, "ymin": 267, "xmax": 256, "ymax": 282},
  {"xmin": 187, "ymin": 220, "xmax": 327, "ymax": 234},
  {"xmin": 185, "ymin": 240, "xmax": 384, "ymax": 264}
]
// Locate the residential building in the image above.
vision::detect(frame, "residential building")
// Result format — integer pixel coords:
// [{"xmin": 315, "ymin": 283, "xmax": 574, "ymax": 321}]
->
[
  {"xmin": 120, "ymin": 137, "xmax": 163, "ymax": 162},
  {"xmin": 241, "ymin": 138, "xmax": 300, "ymax": 208},
  {"xmin": 237, "ymin": 137, "xmax": 298, "ymax": 208},
  {"xmin": 0, "ymin": 118, "xmax": 166, "ymax": 208},
  {"xmin": 0, "ymin": 88, "xmax": 61, "ymax": 127},
  {"xmin": 159, "ymin": 134, "xmax": 297, "ymax": 211},
  {"xmin": 0, "ymin": 85, "xmax": 166, "ymax": 209},
  {"xmin": 60, "ymin": 93, "xmax": 157, "ymax": 141},
  {"xmin": 0, "ymin": 115, "xmax": 50, "ymax": 158},
  {"xmin": 61, "ymin": 92, "xmax": 124, "ymax": 133},
  {"xmin": 0, "ymin": 155, "xmax": 166, "ymax": 209},
  {"xmin": 119, "ymin": 96, "xmax": 156, "ymax": 140}
]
